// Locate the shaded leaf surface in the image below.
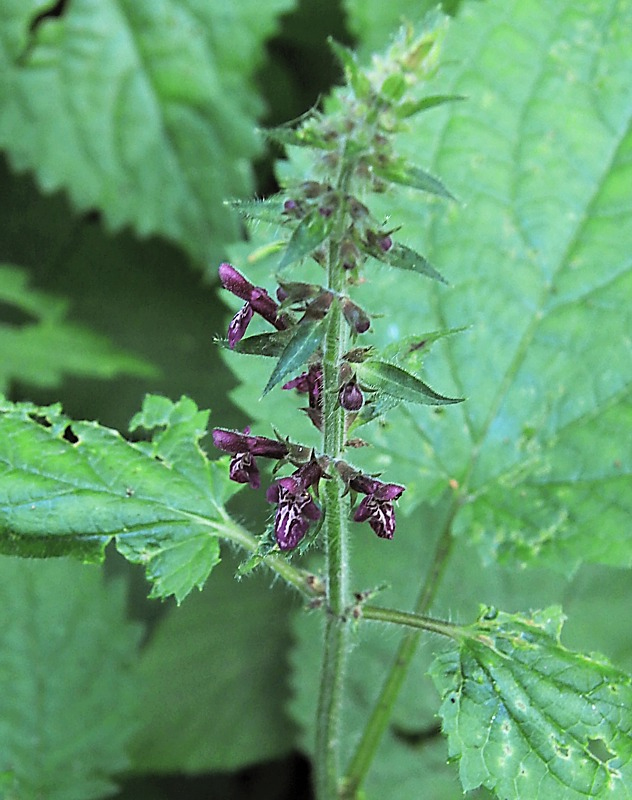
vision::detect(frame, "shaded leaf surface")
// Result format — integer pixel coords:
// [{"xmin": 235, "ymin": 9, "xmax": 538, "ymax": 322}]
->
[
  {"xmin": 0, "ymin": 263, "xmax": 155, "ymax": 394},
  {"xmin": 131, "ymin": 556, "xmax": 297, "ymax": 773},
  {"xmin": 0, "ymin": 557, "xmax": 141, "ymax": 800},
  {"xmin": 430, "ymin": 606, "xmax": 632, "ymax": 799},
  {"xmin": 0, "ymin": 0, "xmax": 294, "ymax": 267},
  {"xmin": 0, "ymin": 395, "xmax": 241, "ymax": 602}
]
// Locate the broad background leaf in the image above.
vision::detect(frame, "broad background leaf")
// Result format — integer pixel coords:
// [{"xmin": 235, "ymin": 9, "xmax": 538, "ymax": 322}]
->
[
  {"xmin": 0, "ymin": 263, "xmax": 155, "ymax": 394},
  {"xmin": 130, "ymin": 554, "xmax": 298, "ymax": 773},
  {"xmin": 0, "ymin": 557, "xmax": 142, "ymax": 800},
  {"xmin": 0, "ymin": 0, "xmax": 295, "ymax": 268}
]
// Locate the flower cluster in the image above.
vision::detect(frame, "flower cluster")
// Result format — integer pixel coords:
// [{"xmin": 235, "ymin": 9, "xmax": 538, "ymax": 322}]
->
[{"xmin": 212, "ymin": 423, "xmax": 406, "ymax": 549}]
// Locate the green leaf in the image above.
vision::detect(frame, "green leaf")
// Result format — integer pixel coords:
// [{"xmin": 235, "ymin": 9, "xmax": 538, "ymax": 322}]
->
[
  {"xmin": 131, "ymin": 555, "xmax": 296, "ymax": 773},
  {"xmin": 229, "ymin": 195, "xmax": 288, "ymax": 225},
  {"xmin": 0, "ymin": 263, "xmax": 156, "ymax": 394},
  {"xmin": 0, "ymin": 557, "xmax": 141, "ymax": 800},
  {"xmin": 397, "ymin": 93, "xmax": 466, "ymax": 118},
  {"xmin": 430, "ymin": 606, "xmax": 632, "ymax": 799},
  {"xmin": 0, "ymin": 0, "xmax": 294, "ymax": 266},
  {"xmin": 279, "ymin": 210, "xmax": 334, "ymax": 270},
  {"xmin": 357, "ymin": 360, "xmax": 463, "ymax": 406},
  {"xmin": 262, "ymin": 317, "xmax": 327, "ymax": 396},
  {"xmin": 347, "ymin": 0, "xmax": 632, "ymax": 566},
  {"xmin": 0, "ymin": 395, "xmax": 241, "ymax": 602},
  {"xmin": 224, "ymin": 328, "xmax": 296, "ymax": 357},
  {"xmin": 372, "ymin": 160, "xmax": 456, "ymax": 200},
  {"xmin": 328, "ymin": 37, "xmax": 372, "ymax": 99},
  {"xmin": 366, "ymin": 241, "xmax": 448, "ymax": 284}
]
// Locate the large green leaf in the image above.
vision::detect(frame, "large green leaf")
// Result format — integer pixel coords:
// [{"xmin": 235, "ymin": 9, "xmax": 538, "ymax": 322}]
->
[
  {"xmin": 429, "ymin": 606, "xmax": 632, "ymax": 799},
  {"xmin": 0, "ymin": 263, "xmax": 155, "ymax": 394},
  {"xmin": 0, "ymin": 0, "xmax": 294, "ymax": 268},
  {"xmin": 0, "ymin": 394, "xmax": 242, "ymax": 602},
  {"xmin": 131, "ymin": 555, "xmax": 298, "ymax": 773},
  {"xmin": 346, "ymin": 0, "xmax": 632, "ymax": 573},
  {"xmin": 0, "ymin": 557, "xmax": 141, "ymax": 800}
]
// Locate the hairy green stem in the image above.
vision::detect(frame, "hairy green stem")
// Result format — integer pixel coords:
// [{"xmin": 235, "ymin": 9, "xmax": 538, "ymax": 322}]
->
[
  {"xmin": 341, "ymin": 502, "xmax": 457, "ymax": 798},
  {"xmin": 314, "ymin": 168, "xmax": 353, "ymax": 800}
]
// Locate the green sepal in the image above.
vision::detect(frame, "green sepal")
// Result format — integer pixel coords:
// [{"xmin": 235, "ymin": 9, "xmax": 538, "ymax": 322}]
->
[
  {"xmin": 396, "ymin": 94, "xmax": 466, "ymax": 119},
  {"xmin": 218, "ymin": 329, "xmax": 295, "ymax": 358},
  {"xmin": 228, "ymin": 195, "xmax": 287, "ymax": 225},
  {"xmin": 372, "ymin": 160, "xmax": 456, "ymax": 201},
  {"xmin": 262, "ymin": 318, "xmax": 327, "ymax": 396},
  {"xmin": 380, "ymin": 73, "xmax": 407, "ymax": 102},
  {"xmin": 328, "ymin": 37, "xmax": 372, "ymax": 99},
  {"xmin": 265, "ymin": 123, "xmax": 336, "ymax": 152},
  {"xmin": 356, "ymin": 360, "xmax": 463, "ymax": 406},
  {"xmin": 279, "ymin": 210, "xmax": 333, "ymax": 270},
  {"xmin": 366, "ymin": 241, "xmax": 448, "ymax": 285}
]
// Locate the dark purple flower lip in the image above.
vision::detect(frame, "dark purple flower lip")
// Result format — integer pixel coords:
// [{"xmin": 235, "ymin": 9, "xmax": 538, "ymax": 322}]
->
[
  {"xmin": 349, "ymin": 473, "xmax": 405, "ymax": 540},
  {"xmin": 266, "ymin": 460, "xmax": 324, "ymax": 550}
]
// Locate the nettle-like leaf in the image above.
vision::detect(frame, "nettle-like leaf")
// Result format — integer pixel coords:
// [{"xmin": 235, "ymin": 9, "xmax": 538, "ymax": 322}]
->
[
  {"xmin": 357, "ymin": 360, "xmax": 463, "ymax": 406},
  {"xmin": 263, "ymin": 317, "xmax": 327, "ymax": 395},
  {"xmin": 363, "ymin": 241, "xmax": 448, "ymax": 284},
  {"xmin": 0, "ymin": 557, "xmax": 141, "ymax": 800},
  {"xmin": 0, "ymin": 0, "xmax": 294, "ymax": 267},
  {"xmin": 430, "ymin": 606, "xmax": 632, "ymax": 799},
  {"xmin": 0, "ymin": 395, "xmax": 242, "ymax": 602},
  {"xmin": 348, "ymin": 0, "xmax": 632, "ymax": 571},
  {"xmin": 0, "ymin": 263, "xmax": 155, "ymax": 394}
]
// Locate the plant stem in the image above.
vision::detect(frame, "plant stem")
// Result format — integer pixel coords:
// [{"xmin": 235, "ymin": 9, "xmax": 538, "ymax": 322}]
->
[
  {"xmin": 341, "ymin": 501, "xmax": 457, "ymax": 799},
  {"xmin": 315, "ymin": 169, "xmax": 353, "ymax": 800}
]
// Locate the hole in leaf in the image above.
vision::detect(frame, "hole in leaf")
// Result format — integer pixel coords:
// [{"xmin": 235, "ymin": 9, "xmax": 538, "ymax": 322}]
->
[
  {"xmin": 28, "ymin": 412, "xmax": 52, "ymax": 428},
  {"xmin": 62, "ymin": 425, "xmax": 79, "ymax": 444},
  {"xmin": 587, "ymin": 737, "xmax": 615, "ymax": 764}
]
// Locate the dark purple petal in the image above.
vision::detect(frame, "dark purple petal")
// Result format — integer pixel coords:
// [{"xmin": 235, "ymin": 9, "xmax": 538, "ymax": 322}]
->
[
  {"xmin": 283, "ymin": 364, "xmax": 323, "ymax": 411},
  {"xmin": 229, "ymin": 452, "xmax": 260, "ymax": 489},
  {"xmin": 339, "ymin": 379, "xmax": 364, "ymax": 411},
  {"xmin": 249, "ymin": 286, "xmax": 288, "ymax": 330},
  {"xmin": 212, "ymin": 429, "xmax": 288, "ymax": 459},
  {"xmin": 227, "ymin": 302, "xmax": 254, "ymax": 348},
  {"xmin": 353, "ymin": 495, "xmax": 396, "ymax": 539},
  {"xmin": 350, "ymin": 474, "xmax": 405, "ymax": 539},
  {"xmin": 219, "ymin": 263, "xmax": 255, "ymax": 301},
  {"xmin": 219, "ymin": 263, "xmax": 289, "ymax": 332},
  {"xmin": 341, "ymin": 298, "xmax": 370, "ymax": 334},
  {"xmin": 270, "ymin": 484, "xmax": 321, "ymax": 550}
]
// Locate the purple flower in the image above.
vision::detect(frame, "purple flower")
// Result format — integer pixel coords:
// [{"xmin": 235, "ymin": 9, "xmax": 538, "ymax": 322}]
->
[
  {"xmin": 341, "ymin": 298, "xmax": 370, "ymax": 334},
  {"xmin": 339, "ymin": 378, "xmax": 364, "ymax": 411},
  {"xmin": 227, "ymin": 302, "xmax": 254, "ymax": 349},
  {"xmin": 283, "ymin": 364, "xmax": 323, "ymax": 429},
  {"xmin": 266, "ymin": 461, "xmax": 323, "ymax": 550},
  {"xmin": 351, "ymin": 475, "xmax": 405, "ymax": 539},
  {"xmin": 218, "ymin": 263, "xmax": 289, "ymax": 348},
  {"xmin": 212, "ymin": 428, "xmax": 289, "ymax": 489}
]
